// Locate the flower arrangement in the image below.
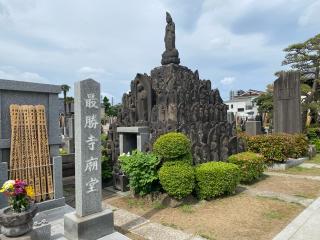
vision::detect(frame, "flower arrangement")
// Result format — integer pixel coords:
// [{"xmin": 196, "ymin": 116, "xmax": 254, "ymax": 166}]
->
[{"xmin": 0, "ymin": 179, "xmax": 35, "ymax": 212}]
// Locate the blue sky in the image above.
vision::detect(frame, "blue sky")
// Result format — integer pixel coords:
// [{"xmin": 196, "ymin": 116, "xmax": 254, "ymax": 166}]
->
[{"xmin": 0, "ymin": 0, "xmax": 319, "ymax": 102}]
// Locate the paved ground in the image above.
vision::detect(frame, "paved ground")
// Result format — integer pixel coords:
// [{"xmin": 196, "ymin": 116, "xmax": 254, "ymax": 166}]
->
[
  {"xmin": 34, "ymin": 161, "xmax": 320, "ymax": 240},
  {"xmin": 272, "ymin": 161, "xmax": 320, "ymax": 240}
]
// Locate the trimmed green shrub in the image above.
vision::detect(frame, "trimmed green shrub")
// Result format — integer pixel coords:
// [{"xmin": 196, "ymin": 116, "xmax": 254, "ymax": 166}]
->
[
  {"xmin": 195, "ymin": 162, "xmax": 240, "ymax": 200},
  {"xmin": 153, "ymin": 132, "xmax": 191, "ymax": 160},
  {"xmin": 119, "ymin": 151, "xmax": 160, "ymax": 196},
  {"xmin": 228, "ymin": 152, "xmax": 265, "ymax": 183},
  {"xmin": 159, "ymin": 161, "xmax": 195, "ymax": 199},
  {"xmin": 306, "ymin": 128, "xmax": 320, "ymax": 152},
  {"xmin": 165, "ymin": 152, "xmax": 193, "ymax": 165},
  {"xmin": 243, "ymin": 134, "xmax": 308, "ymax": 162}
]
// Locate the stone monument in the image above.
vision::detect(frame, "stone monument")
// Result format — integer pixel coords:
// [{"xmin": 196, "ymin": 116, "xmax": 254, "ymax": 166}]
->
[
  {"xmin": 245, "ymin": 121, "xmax": 262, "ymax": 136},
  {"xmin": 273, "ymin": 71, "xmax": 302, "ymax": 134},
  {"xmin": 161, "ymin": 12, "xmax": 180, "ymax": 65},
  {"xmin": 107, "ymin": 12, "xmax": 238, "ymax": 177},
  {"xmin": 64, "ymin": 79, "xmax": 123, "ymax": 240}
]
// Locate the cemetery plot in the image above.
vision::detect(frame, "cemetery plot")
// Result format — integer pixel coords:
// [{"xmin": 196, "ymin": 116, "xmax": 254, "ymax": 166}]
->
[{"xmin": 105, "ymin": 192, "xmax": 303, "ymax": 240}]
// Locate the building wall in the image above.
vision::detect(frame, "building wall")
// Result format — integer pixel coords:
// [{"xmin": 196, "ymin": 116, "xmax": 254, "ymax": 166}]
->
[{"xmin": 225, "ymin": 96, "xmax": 259, "ymax": 120}]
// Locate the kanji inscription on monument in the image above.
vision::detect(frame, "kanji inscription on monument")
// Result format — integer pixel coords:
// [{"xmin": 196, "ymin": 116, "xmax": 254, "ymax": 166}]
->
[{"xmin": 74, "ymin": 79, "xmax": 101, "ymax": 217}]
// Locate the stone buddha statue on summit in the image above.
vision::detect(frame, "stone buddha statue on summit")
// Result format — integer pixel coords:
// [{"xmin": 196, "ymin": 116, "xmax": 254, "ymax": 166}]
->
[{"xmin": 161, "ymin": 12, "xmax": 180, "ymax": 65}]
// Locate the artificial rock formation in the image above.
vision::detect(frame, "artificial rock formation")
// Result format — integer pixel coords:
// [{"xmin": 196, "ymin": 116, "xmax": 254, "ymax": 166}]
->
[{"xmin": 107, "ymin": 13, "xmax": 237, "ymax": 167}]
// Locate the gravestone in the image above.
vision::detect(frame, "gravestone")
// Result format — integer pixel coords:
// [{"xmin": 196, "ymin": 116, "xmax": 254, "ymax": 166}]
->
[
  {"xmin": 64, "ymin": 79, "xmax": 118, "ymax": 240},
  {"xmin": 0, "ymin": 79, "xmax": 64, "ymax": 211},
  {"xmin": 245, "ymin": 121, "xmax": 262, "ymax": 136},
  {"xmin": 273, "ymin": 71, "xmax": 302, "ymax": 134}
]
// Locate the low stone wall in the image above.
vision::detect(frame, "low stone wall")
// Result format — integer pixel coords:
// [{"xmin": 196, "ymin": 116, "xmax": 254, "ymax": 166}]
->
[{"xmin": 267, "ymin": 157, "xmax": 308, "ymax": 171}]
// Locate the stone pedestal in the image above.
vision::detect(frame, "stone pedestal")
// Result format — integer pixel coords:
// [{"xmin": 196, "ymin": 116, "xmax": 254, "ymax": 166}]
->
[
  {"xmin": 0, "ymin": 223, "xmax": 51, "ymax": 240},
  {"xmin": 64, "ymin": 209, "xmax": 114, "ymax": 240},
  {"xmin": 245, "ymin": 121, "xmax": 262, "ymax": 136}
]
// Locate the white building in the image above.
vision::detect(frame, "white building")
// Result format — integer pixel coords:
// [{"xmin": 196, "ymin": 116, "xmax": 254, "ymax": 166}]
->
[{"xmin": 225, "ymin": 89, "xmax": 264, "ymax": 121}]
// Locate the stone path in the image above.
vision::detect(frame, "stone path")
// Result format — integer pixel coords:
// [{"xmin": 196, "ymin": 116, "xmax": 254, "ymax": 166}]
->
[
  {"xmin": 271, "ymin": 161, "xmax": 320, "ymax": 240},
  {"xmin": 273, "ymin": 197, "xmax": 320, "ymax": 240},
  {"xmin": 244, "ymin": 188, "xmax": 314, "ymax": 207},
  {"xmin": 300, "ymin": 163, "xmax": 320, "ymax": 169},
  {"xmin": 265, "ymin": 171, "xmax": 320, "ymax": 181}
]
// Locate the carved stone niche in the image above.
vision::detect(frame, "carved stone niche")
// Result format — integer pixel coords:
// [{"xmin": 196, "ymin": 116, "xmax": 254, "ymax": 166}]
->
[
  {"xmin": 117, "ymin": 127, "xmax": 150, "ymax": 154},
  {"xmin": 134, "ymin": 74, "xmax": 152, "ymax": 125}
]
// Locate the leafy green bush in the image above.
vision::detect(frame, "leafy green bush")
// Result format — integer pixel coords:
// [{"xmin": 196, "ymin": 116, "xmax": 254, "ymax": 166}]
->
[
  {"xmin": 228, "ymin": 152, "xmax": 265, "ymax": 183},
  {"xmin": 159, "ymin": 161, "xmax": 195, "ymax": 199},
  {"xmin": 119, "ymin": 151, "xmax": 160, "ymax": 196},
  {"xmin": 59, "ymin": 148, "xmax": 68, "ymax": 155},
  {"xmin": 195, "ymin": 162, "xmax": 240, "ymax": 200},
  {"xmin": 165, "ymin": 152, "xmax": 193, "ymax": 165},
  {"xmin": 101, "ymin": 154, "xmax": 113, "ymax": 180},
  {"xmin": 243, "ymin": 134, "xmax": 308, "ymax": 162},
  {"xmin": 306, "ymin": 128, "xmax": 320, "ymax": 152},
  {"xmin": 101, "ymin": 134, "xmax": 112, "ymax": 181},
  {"xmin": 153, "ymin": 132, "xmax": 191, "ymax": 160}
]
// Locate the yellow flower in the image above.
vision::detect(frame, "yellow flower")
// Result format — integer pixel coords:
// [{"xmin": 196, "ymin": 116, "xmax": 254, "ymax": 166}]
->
[
  {"xmin": 0, "ymin": 180, "xmax": 15, "ymax": 192},
  {"xmin": 25, "ymin": 186, "xmax": 35, "ymax": 198}
]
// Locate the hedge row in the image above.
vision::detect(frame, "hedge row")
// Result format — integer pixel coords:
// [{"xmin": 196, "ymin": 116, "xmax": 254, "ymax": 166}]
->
[{"xmin": 243, "ymin": 134, "xmax": 308, "ymax": 162}]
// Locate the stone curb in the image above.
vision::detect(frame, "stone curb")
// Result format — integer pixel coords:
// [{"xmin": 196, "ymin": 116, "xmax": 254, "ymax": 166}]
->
[
  {"xmin": 273, "ymin": 197, "xmax": 320, "ymax": 240},
  {"xmin": 245, "ymin": 189, "xmax": 314, "ymax": 207},
  {"xmin": 265, "ymin": 172, "xmax": 320, "ymax": 181}
]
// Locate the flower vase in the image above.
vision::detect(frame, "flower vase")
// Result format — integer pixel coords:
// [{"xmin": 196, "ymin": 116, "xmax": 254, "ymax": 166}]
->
[{"xmin": 0, "ymin": 203, "xmax": 38, "ymax": 237}]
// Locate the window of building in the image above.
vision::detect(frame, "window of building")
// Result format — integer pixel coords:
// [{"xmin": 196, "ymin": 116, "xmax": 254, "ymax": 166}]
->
[
  {"xmin": 238, "ymin": 108, "xmax": 244, "ymax": 112},
  {"xmin": 231, "ymin": 104, "xmax": 233, "ymax": 109}
]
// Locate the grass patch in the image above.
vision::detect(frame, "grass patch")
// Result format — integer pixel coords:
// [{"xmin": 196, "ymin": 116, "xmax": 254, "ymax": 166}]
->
[
  {"xmin": 179, "ymin": 204, "xmax": 194, "ymax": 213},
  {"xmin": 308, "ymin": 154, "xmax": 320, "ymax": 164},
  {"xmin": 198, "ymin": 232, "xmax": 216, "ymax": 240},
  {"xmin": 285, "ymin": 166, "xmax": 320, "ymax": 176},
  {"xmin": 263, "ymin": 210, "xmax": 284, "ymax": 220},
  {"xmin": 127, "ymin": 198, "xmax": 145, "ymax": 209},
  {"xmin": 152, "ymin": 201, "xmax": 166, "ymax": 210}
]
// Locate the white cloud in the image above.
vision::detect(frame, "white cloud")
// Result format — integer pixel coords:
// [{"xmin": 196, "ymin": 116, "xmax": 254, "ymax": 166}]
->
[
  {"xmin": 220, "ymin": 77, "xmax": 235, "ymax": 85},
  {"xmin": 0, "ymin": 66, "xmax": 48, "ymax": 83},
  {"xmin": 77, "ymin": 66, "xmax": 111, "ymax": 80},
  {"xmin": 298, "ymin": 0, "xmax": 320, "ymax": 27},
  {"xmin": 0, "ymin": 0, "xmax": 318, "ymax": 102}
]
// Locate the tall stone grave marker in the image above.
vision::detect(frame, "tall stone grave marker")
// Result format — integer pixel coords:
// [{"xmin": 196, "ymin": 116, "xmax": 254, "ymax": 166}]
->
[
  {"xmin": 64, "ymin": 79, "xmax": 114, "ymax": 240},
  {"xmin": 273, "ymin": 71, "xmax": 302, "ymax": 134}
]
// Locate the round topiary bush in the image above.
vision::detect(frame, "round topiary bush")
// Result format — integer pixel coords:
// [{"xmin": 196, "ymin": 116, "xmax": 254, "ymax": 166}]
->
[
  {"xmin": 228, "ymin": 151, "xmax": 265, "ymax": 183},
  {"xmin": 195, "ymin": 162, "xmax": 240, "ymax": 200},
  {"xmin": 159, "ymin": 161, "xmax": 195, "ymax": 199},
  {"xmin": 153, "ymin": 132, "xmax": 191, "ymax": 160},
  {"xmin": 165, "ymin": 152, "xmax": 193, "ymax": 165}
]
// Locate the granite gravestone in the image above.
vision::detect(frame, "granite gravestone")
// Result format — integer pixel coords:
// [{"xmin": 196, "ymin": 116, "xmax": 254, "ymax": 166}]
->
[
  {"xmin": 0, "ymin": 79, "xmax": 64, "ymax": 211},
  {"xmin": 245, "ymin": 121, "xmax": 262, "ymax": 136},
  {"xmin": 64, "ymin": 79, "xmax": 115, "ymax": 240},
  {"xmin": 273, "ymin": 71, "xmax": 302, "ymax": 134}
]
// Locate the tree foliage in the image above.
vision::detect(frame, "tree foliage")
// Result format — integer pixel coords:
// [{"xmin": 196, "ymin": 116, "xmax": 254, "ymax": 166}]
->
[
  {"xmin": 103, "ymin": 96, "xmax": 120, "ymax": 117},
  {"xmin": 282, "ymin": 33, "xmax": 320, "ymax": 124}
]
